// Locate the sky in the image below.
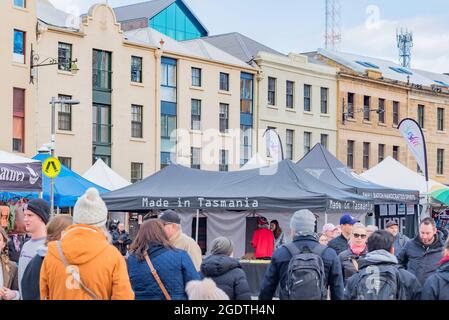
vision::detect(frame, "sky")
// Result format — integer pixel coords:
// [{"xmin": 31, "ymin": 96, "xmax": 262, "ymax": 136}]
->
[{"xmin": 48, "ymin": 0, "xmax": 449, "ymax": 73}]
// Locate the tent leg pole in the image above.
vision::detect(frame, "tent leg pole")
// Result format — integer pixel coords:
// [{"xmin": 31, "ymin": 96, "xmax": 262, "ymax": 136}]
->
[
  {"xmin": 39, "ymin": 192, "xmax": 43, "ymax": 199},
  {"xmin": 195, "ymin": 210, "xmax": 200, "ymax": 243}
]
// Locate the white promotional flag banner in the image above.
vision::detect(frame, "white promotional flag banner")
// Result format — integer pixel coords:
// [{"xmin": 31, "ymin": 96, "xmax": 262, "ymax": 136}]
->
[
  {"xmin": 264, "ymin": 129, "xmax": 284, "ymax": 163},
  {"xmin": 398, "ymin": 118, "xmax": 428, "ymax": 179}
]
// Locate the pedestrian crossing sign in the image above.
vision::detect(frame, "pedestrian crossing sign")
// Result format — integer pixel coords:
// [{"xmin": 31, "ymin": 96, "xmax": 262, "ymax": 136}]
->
[{"xmin": 42, "ymin": 157, "xmax": 61, "ymax": 178}]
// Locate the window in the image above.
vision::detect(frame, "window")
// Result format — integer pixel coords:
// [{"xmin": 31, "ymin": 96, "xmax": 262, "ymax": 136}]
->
[
  {"xmin": 364, "ymin": 96, "xmax": 371, "ymax": 121},
  {"xmin": 161, "ymin": 114, "xmax": 177, "ymax": 164},
  {"xmin": 437, "ymin": 149, "xmax": 444, "ymax": 175},
  {"xmin": 363, "ymin": 142, "xmax": 370, "ymax": 169},
  {"xmin": 304, "ymin": 132, "xmax": 311, "ymax": 155},
  {"xmin": 347, "ymin": 140, "xmax": 354, "ymax": 169},
  {"xmin": 266, "ymin": 126, "xmax": 276, "ymax": 158},
  {"xmin": 320, "ymin": 87, "xmax": 328, "ymax": 114},
  {"xmin": 131, "ymin": 163, "xmax": 143, "ymax": 183},
  {"xmin": 131, "ymin": 105, "xmax": 143, "ymax": 138},
  {"xmin": 321, "ymin": 134, "xmax": 328, "ymax": 149},
  {"xmin": 131, "ymin": 56, "xmax": 142, "ymax": 83},
  {"xmin": 418, "ymin": 105, "xmax": 425, "ymax": 128},
  {"xmin": 286, "ymin": 81, "xmax": 294, "ymax": 109},
  {"xmin": 378, "ymin": 144, "xmax": 385, "ymax": 163},
  {"xmin": 92, "ymin": 50, "xmax": 112, "ymax": 90},
  {"xmin": 191, "ymin": 99, "xmax": 201, "ymax": 130},
  {"xmin": 268, "ymin": 77, "xmax": 276, "ymax": 106},
  {"xmin": 393, "ymin": 146, "xmax": 399, "ymax": 161},
  {"xmin": 355, "ymin": 61, "xmax": 379, "ymax": 69},
  {"xmin": 191, "ymin": 147, "xmax": 201, "ymax": 170},
  {"xmin": 241, "ymin": 125, "xmax": 252, "ymax": 166},
  {"xmin": 191, "ymin": 67, "xmax": 201, "ymax": 87},
  {"xmin": 14, "ymin": 0, "xmax": 25, "ymax": 8},
  {"xmin": 389, "ymin": 66, "xmax": 413, "ymax": 75},
  {"xmin": 93, "ymin": 104, "xmax": 111, "ymax": 145},
  {"xmin": 220, "ymin": 72, "xmax": 229, "ymax": 91},
  {"xmin": 304, "ymin": 84, "xmax": 311, "ymax": 111},
  {"xmin": 219, "ymin": 103, "xmax": 229, "ymax": 133},
  {"xmin": 59, "ymin": 157, "xmax": 72, "ymax": 169},
  {"xmin": 286, "ymin": 129, "xmax": 294, "ymax": 160},
  {"xmin": 219, "ymin": 150, "xmax": 228, "ymax": 172},
  {"xmin": 240, "ymin": 74, "xmax": 253, "ymax": 113},
  {"xmin": 161, "ymin": 60, "xmax": 177, "ymax": 103},
  {"xmin": 347, "ymin": 93, "xmax": 354, "ymax": 118},
  {"xmin": 393, "ymin": 101, "xmax": 399, "ymax": 126},
  {"xmin": 58, "ymin": 42, "xmax": 72, "ymax": 71},
  {"xmin": 438, "ymin": 108, "xmax": 445, "ymax": 131},
  {"xmin": 378, "ymin": 99, "xmax": 385, "ymax": 123},
  {"xmin": 58, "ymin": 94, "xmax": 72, "ymax": 131},
  {"xmin": 13, "ymin": 88, "xmax": 25, "ymax": 153},
  {"xmin": 434, "ymin": 80, "xmax": 449, "ymax": 87},
  {"xmin": 13, "ymin": 29, "xmax": 25, "ymax": 64}
]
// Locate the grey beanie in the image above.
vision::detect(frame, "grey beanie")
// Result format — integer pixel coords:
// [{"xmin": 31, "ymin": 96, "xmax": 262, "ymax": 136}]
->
[
  {"xmin": 210, "ymin": 237, "xmax": 233, "ymax": 256},
  {"xmin": 290, "ymin": 209, "xmax": 316, "ymax": 236}
]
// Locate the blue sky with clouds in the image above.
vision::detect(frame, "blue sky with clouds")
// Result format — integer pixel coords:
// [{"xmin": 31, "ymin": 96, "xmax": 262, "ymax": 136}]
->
[{"xmin": 49, "ymin": 0, "xmax": 449, "ymax": 73}]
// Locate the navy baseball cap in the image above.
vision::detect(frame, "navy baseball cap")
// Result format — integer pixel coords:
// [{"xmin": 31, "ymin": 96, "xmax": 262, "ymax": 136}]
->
[{"xmin": 340, "ymin": 214, "xmax": 359, "ymax": 225}]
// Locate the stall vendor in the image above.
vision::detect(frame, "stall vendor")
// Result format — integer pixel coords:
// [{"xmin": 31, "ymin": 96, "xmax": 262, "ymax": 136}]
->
[{"xmin": 251, "ymin": 216, "xmax": 274, "ymax": 260}]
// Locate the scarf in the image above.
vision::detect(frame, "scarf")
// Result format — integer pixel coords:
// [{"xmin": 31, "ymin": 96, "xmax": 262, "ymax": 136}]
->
[
  {"xmin": 350, "ymin": 243, "xmax": 366, "ymax": 256},
  {"xmin": 439, "ymin": 255, "xmax": 449, "ymax": 266}
]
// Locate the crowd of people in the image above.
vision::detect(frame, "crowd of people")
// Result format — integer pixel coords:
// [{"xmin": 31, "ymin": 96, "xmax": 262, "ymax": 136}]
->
[{"xmin": 1, "ymin": 188, "xmax": 448, "ymax": 300}]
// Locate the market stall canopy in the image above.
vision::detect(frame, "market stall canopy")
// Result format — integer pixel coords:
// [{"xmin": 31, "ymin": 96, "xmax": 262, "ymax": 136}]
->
[
  {"xmin": 32, "ymin": 153, "xmax": 109, "ymax": 207},
  {"xmin": 83, "ymin": 159, "xmax": 131, "ymax": 191},
  {"xmin": 102, "ymin": 160, "xmax": 373, "ymax": 213},
  {"xmin": 361, "ymin": 156, "xmax": 445, "ymax": 202},
  {"xmin": 0, "ymin": 149, "xmax": 42, "ymax": 192},
  {"xmin": 297, "ymin": 144, "xmax": 419, "ymax": 204},
  {"xmin": 239, "ymin": 153, "xmax": 269, "ymax": 171}
]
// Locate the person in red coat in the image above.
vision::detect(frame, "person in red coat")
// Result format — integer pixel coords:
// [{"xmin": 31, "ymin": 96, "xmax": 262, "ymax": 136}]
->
[{"xmin": 251, "ymin": 217, "xmax": 275, "ymax": 259}]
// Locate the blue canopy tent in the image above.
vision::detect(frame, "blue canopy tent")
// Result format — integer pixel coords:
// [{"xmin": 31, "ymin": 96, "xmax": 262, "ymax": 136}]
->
[{"xmin": 31, "ymin": 153, "xmax": 109, "ymax": 207}]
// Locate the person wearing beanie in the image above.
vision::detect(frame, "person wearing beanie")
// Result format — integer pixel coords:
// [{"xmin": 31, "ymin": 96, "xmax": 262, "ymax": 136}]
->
[
  {"xmin": 186, "ymin": 278, "xmax": 229, "ymax": 300},
  {"xmin": 251, "ymin": 216, "xmax": 275, "ymax": 260},
  {"xmin": 259, "ymin": 209, "xmax": 344, "ymax": 300},
  {"xmin": 18, "ymin": 198, "xmax": 50, "ymax": 297},
  {"xmin": 40, "ymin": 188, "xmax": 134, "ymax": 300},
  {"xmin": 200, "ymin": 237, "xmax": 251, "ymax": 300}
]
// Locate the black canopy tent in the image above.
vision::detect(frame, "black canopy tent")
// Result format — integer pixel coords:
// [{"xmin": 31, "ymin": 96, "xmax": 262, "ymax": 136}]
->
[
  {"xmin": 296, "ymin": 144, "xmax": 420, "ymax": 237},
  {"xmin": 0, "ymin": 150, "xmax": 42, "ymax": 193},
  {"xmin": 102, "ymin": 160, "xmax": 373, "ymax": 213}
]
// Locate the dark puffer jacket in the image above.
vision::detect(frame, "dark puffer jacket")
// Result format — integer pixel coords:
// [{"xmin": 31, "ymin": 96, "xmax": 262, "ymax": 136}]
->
[
  {"xmin": 397, "ymin": 232, "xmax": 445, "ymax": 285},
  {"xmin": 259, "ymin": 235, "xmax": 344, "ymax": 300},
  {"xmin": 328, "ymin": 234, "xmax": 350, "ymax": 255},
  {"xmin": 421, "ymin": 259, "xmax": 449, "ymax": 300},
  {"xmin": 200, "ymin": 255, "xmax": 251, "ymax": 300},
  {"xmin": 127, "ymin": 245, "xmax": 200, "ymax": 300},
  {"xmin": 344, "ymin": 249, "xmax": 422, "ymax": 300},
  {"xmin": 339, "ymin": 247, "xmax": 367, "ymax": 284}
]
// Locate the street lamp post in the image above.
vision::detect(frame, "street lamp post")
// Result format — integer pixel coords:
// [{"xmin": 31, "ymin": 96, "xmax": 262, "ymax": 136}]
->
[{"xmin": 49, "ymin": 97, "xmax": 80, "ymax": 215}]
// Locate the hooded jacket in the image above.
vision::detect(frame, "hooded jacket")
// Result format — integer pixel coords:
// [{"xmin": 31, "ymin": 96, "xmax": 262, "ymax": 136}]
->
[
  {"xmin": 127, "ymin": 244, "xmax": 200, "ymax": 300},
  {"xmin": 200, "ymin": 254, "xmax": 251, "ymax": 300},
  {"xmin": 21, "ymin": 245, "xmax": 47, "ymax": 300},
  {"xmin": 344, "ymin": 249, "xmax": 422, "ymax": 300},
  {"xmin": 258, "ymin": 235, "xmax": 344, "ymax": 300},
  {"xmin": 421, "ymin": 258, "xmax": 449, "ymax": 300},
  {"xmin": 251, "ymin": 227, "xmax": 275, "ymax": 259},
  {"xmin": 40, "ymin": 224, "xmax": 134, "ymax": 300},
  {"xmin": 397, "ymin": 232, "xmax": 445, "ymax": 285}
]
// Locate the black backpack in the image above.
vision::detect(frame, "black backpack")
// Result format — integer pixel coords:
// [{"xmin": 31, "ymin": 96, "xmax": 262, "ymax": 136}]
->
[
  {"xmin": 354, "ymin": 265, "xmax": 405, "ymax": 300},
  {"xmin": 284, "ymin": 243, "xmax": 327, "ymax": 300}
]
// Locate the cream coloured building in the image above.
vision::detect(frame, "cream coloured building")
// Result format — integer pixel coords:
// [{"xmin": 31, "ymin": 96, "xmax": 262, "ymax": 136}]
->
[
  {"xmin": 0, "ymin": 0, "xmax": 37, "ymax": 155},
  {"xmin": 202, "ymin": 33, "xmax": 338, "ymax": 162},
  {"xmin": 16, "ymin": 1, "xmax": 257, "ymax": 182}
]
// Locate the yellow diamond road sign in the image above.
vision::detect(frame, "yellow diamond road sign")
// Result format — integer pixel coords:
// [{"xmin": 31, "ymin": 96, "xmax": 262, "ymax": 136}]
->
[{"xmin": 42, "ymin": 157, "xmax": 61, "ymax": 178}]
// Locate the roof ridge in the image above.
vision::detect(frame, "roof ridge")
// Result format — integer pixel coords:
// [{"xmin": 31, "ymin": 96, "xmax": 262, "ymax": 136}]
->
[
  {"xmin": 234, "ymin": 33, "xmax": 253, "ymax": 62},
  {"xmin": 113, "ymin": 0, "xmax": 169, "ymax": 10}
]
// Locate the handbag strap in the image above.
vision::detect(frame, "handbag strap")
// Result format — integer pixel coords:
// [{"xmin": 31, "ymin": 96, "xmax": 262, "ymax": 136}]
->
[
  {"xmin": 144, "ymin": 252, "xmax": 172, "ymax": 300},
  {"xmin": 56, "ymin": 241, "xmax": 100, "ymax": 300}
]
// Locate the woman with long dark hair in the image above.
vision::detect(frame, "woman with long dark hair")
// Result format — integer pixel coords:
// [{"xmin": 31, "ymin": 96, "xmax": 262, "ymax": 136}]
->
[
  {"xmin": 270, "ymin": 220, "xmax": 285, "ymax": 249},
  {"xmin": 127, "ymin": 219, "xmax": 200, "ymax": 300},
  {"xmin": 0, "ymin": 228, "xmax": 19, "ymax": 300}
]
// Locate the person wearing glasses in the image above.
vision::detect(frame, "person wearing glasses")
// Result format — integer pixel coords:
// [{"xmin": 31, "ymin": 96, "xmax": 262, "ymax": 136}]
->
[{"xmin": 338, "ymin": 223, "xmax": 368, "ymax": 284}]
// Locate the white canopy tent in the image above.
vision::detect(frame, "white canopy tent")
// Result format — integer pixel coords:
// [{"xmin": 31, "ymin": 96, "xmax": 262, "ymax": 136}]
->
[
  {"xmin": 239, "ymin": 153, "xmax": 269, "ymax": 171},
  {"xmin": 361, "ymin": 156, "xmax": 448, "ymax": 204},
  {"xmin": 83, "ymin": 159, "xmax": 131, "ymax": 191}
]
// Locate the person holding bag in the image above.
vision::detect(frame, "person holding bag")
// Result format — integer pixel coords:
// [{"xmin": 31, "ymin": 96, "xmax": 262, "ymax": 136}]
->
[{"xmin": 127, "ymin": 219, "xmax": 200, "ymax": 300}]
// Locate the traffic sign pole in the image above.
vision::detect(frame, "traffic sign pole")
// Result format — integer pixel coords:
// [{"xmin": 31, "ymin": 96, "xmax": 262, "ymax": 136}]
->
[{"xmin": 51, "ymin": 97, "xmax": 56, "ymax": 216}]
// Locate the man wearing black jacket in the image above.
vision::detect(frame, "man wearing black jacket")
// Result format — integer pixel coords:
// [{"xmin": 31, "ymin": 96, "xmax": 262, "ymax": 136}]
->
[
  {"xmin": 112, "ymin": 223, "xmax": 132, "ymax": 256},
  {"xmin": 328, "ymin": 214, "xmax": 359, "ymax": 255},
  {"xmin": 259, "ymin": 209, "xmax": 344, "ymax": 300},
  {"xmin": 422, "ymin": 238, "xmax": 449, "ymax": 300},
  {"xmin": 397, "ymin": 217, "xmax": 445, "ymax": 285}
]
